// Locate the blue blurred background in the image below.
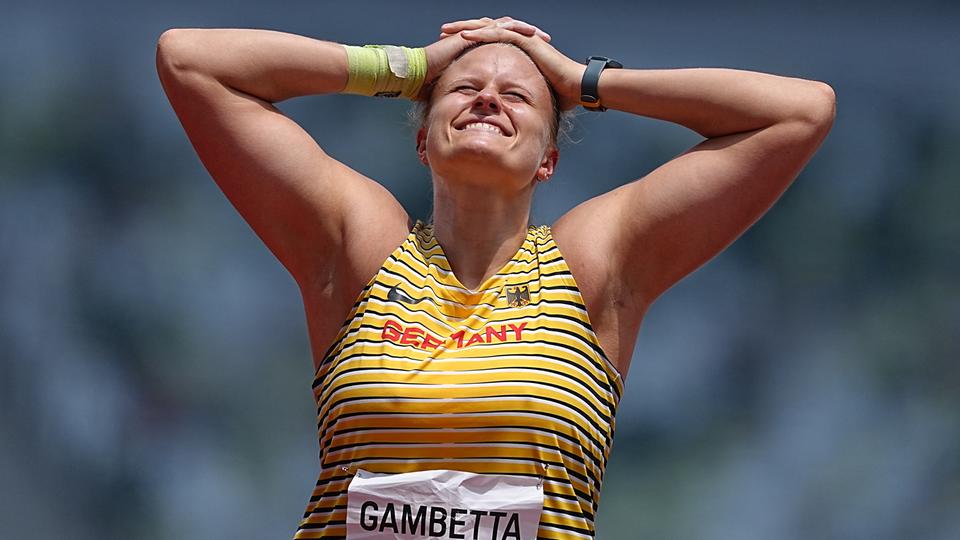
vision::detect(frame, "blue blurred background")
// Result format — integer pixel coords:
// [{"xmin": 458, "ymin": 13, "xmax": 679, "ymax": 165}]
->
[{"xmin": 2, "ymin": 1, "xmax": 958, "ymax": 538}]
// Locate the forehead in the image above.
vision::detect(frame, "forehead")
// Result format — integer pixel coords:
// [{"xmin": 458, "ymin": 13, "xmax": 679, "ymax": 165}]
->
[{"xmin": 440, "ymin": 44, "xmax": 549, "ymax": 92}]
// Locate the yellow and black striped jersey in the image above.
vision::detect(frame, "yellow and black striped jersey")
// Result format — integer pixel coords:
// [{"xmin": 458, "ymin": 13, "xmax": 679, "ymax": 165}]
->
[{"xmin": 294, "ymin": 219, "xmax": 623, "ymax": 540}]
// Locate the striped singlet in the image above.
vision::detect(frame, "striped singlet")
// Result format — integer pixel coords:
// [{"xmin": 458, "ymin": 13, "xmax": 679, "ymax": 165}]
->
[{"xmin": 294, "ymin": 219, "xmax": 623, "ymax": 540}]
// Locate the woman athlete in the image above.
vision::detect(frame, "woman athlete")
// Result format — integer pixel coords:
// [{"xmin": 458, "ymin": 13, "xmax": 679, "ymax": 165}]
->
[{"xmin": 157, "ymin": 16, "xmax": 835, "ymax": 540}]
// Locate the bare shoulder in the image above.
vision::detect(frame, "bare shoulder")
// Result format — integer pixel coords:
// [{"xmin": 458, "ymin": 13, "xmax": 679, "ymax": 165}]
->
[
  {"xmin": 552, "ymin": 199, "xmax": 647, "ymax": 377},
  {"xmin": 298, "ymin": 171, "xmax": 412, "ymax": 366},
  {"xmin": 339, "ymin": 173, "xmax": 414, "ymax": 291}
]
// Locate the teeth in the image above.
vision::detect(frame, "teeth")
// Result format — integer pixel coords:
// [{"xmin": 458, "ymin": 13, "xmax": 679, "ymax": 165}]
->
[{"xmin": 463, "ymin": 122, "xmax": 503, "ymax": 135}]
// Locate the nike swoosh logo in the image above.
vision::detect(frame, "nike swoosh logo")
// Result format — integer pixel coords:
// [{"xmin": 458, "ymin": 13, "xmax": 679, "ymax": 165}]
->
[{"xmin": 387, "ymin": 284, "xmax": 435, "ymax": 305}]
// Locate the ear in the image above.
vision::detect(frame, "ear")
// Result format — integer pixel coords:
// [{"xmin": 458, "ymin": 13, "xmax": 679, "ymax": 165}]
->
[
  {"xmin": 535, "ymin": 146, "xmax": 559, "ymax": 183},
  {"xmin": 416, "ymin": 127, "xmax": 429, "ymax": 166}
]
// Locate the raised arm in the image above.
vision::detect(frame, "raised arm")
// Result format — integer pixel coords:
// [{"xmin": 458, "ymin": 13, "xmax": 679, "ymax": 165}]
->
[
  {"xmin": 156, "ymin": 24, "xmax": 561, "ymax": 361},
  {"xmin": 565, "ymin": 66, "xmax": 836, "ymax": 301},
  {"xmin": 156, "ymin": 28, "xmax": 414, "ymax": 296},
  {"xmin": 578, "ymin": 70, "xmax": 833, "ymax": 378},
  {"xmin": 448, "ymin": 21, "xmax": 835, "ymax": 375}
]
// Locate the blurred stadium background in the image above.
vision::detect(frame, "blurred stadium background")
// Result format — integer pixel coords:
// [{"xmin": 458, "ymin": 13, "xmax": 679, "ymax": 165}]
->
[{"xmin": 1, "ymin": 1, "xmax": 957, "ymax": 538}]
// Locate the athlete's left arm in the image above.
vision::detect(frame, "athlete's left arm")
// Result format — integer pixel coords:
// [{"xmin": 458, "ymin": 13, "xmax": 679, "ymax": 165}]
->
[
  {"xmin": 454, "ymin": 21, "xmax": 836, "ymax": 304},
  {"xmin": 563, "ymin": 66, "xmax": 836, "ymax": 304}
]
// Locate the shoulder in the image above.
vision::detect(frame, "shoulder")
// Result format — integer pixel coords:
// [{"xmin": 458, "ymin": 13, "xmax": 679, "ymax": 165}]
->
[
  {"xmin": 299, "ymin": 207, "xmax": 412, "ymax": 368},
  {"xmin": 551, "ymin": 212, "xmax": 629, "ymax": 369},
  {"xmin": 551, "ymin": 204, "xmax": 651, "ymax": 377},
  {"xmin": 550, "ymin": 201, "xmax": 620, "ymax": 302},
  {"xmin": 299, "ymin": 190, "xmax": 412, "ymax": 302}
]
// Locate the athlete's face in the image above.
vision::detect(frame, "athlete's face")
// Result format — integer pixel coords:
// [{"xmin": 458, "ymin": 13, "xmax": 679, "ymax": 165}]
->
[{"xmin": 417, "ymin": 44, "xmax": 558, "ymax": 190}]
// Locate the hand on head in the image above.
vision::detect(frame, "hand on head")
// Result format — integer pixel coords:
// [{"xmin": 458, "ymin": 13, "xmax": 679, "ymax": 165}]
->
[
  {"xmin": 438, "ymin": 16, "xmax": 551, "ymax": 42},
  {"xmin": 423, "ymin": 16, "xmax": 585, "ymax": 111}
]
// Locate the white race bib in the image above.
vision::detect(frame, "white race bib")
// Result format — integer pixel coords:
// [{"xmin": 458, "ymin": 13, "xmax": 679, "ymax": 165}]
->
[{"xmin": 346, "ymin": 469, "xmax": 543, "ymax": 540}]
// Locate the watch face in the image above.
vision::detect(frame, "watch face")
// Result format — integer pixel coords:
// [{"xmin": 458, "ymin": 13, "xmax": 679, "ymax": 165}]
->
[{"xmin": 586, "ymin": 56, "xmax": 622, "ymax": 68}]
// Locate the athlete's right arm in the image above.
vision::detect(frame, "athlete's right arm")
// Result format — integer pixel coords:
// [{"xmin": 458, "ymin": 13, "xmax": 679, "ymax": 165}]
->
[{"xmin": 155, "ymin": 28, "xmax": 410, "ymax": 292}]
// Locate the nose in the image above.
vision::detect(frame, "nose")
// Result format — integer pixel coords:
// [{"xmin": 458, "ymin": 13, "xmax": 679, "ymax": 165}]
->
[{"xmin": 472, "ymin": 90, "xmax": 501, "ymax": 113}]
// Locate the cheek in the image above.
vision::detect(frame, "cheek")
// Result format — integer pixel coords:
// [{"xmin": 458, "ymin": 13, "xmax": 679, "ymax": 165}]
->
[
  {"xmin": 419, "ymin": 110, "xmax": 441, "ymax": 149},
  {"xmin": 422, "ymin": 123, "xmax": 451, "ymax": 161},
  {"xmin": 513, "ymin": 108, "xmax": 553, "ymax": 147}
]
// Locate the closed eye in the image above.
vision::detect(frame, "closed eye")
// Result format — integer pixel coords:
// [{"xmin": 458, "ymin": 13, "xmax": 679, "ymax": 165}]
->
[{"xmin": 503, "ymin": 91, "xmax": 530, "ymax": 103}]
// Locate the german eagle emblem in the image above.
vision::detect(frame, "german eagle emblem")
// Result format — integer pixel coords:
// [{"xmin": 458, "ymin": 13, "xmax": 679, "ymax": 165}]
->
[{"xmin": 506, "ymin": 285, "xmax": 530, "ymax": 307}]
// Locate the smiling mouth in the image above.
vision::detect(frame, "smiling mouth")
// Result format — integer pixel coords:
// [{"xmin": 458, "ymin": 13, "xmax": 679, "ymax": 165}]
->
[{"xmin": 458, "ymin": 122, "xmax": 506, "ymax": 136}]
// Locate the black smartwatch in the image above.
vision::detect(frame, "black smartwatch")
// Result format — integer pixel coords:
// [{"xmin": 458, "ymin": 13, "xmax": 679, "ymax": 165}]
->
[{"xmin": 580, "ymin": 56, "xmax": 622, "ymax": 112}]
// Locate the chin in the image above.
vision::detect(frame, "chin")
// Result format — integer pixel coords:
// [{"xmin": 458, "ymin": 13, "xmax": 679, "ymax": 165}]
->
[
  {"xmin": 441, "ymin": 140, "xmax": 503, "ymax": 164},
  {"xmin": 431, "ymin": 149, "xmax": 519, "ymax": 187},
  {"xmin": 456, "ymin": 135, "xmax": 507, "ymax": 155}
]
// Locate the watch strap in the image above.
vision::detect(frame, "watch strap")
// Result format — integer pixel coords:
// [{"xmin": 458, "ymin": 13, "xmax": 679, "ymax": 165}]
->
[{"xmin": 580, "ymin": 56, "xmax": 623, "ymax": 112}]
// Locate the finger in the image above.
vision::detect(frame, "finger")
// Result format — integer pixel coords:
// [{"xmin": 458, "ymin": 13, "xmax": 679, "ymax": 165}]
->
[
  {"xmin": 496, "ymin": 20, "xmax": 536, "ymax": 36},
  {"xmin": 460, "ymin": 27, "xmax": 525, "ymax": 44},
  {"xmin": 439, "ymin": 30, "xmax": 483, "ymax": 40},
  {"xmin": 440, "ymin": 18, "xmax": 493, "ymax": 33},
  {"xmin": 519, "ymin": 23, "xmax": 551, "ymax": 43},
  {"xmin": 495, "ymin": 20, "xmax": 551, "ymax": 42}
]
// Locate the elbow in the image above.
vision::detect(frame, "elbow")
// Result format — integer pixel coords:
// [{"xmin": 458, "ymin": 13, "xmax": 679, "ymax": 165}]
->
[
  {"xmin": 156, "ymin": 28, "xmax": 200, "ymax": 78},
  {"xmin": 800, "ymin": 80, "xmax": 837, "ymax": 133}
]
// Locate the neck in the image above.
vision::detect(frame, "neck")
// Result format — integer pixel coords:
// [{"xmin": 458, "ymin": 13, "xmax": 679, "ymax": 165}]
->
[{"xmin": 431, "ymin": 174, "xmax": 535, "ymax": 291}]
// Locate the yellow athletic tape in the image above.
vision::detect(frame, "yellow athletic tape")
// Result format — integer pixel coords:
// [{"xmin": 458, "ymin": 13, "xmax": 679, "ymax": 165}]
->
[{"xmin": 342, "ymin": 45, "xmax": 426, "ymax": 99}]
